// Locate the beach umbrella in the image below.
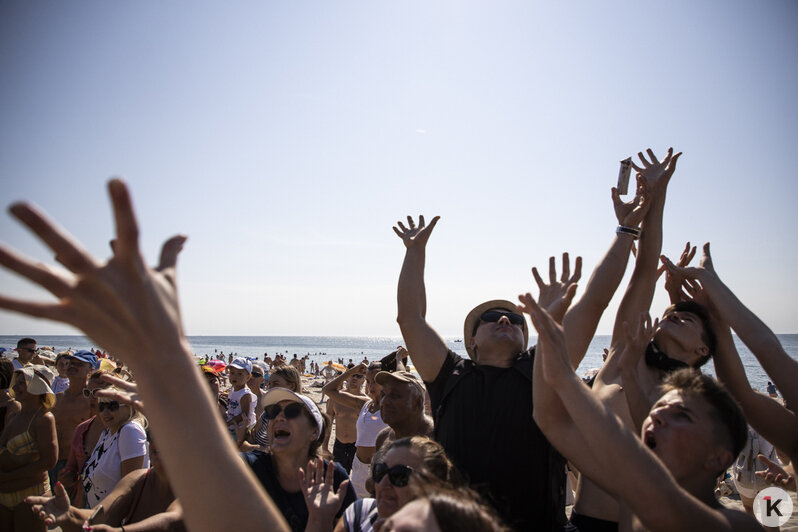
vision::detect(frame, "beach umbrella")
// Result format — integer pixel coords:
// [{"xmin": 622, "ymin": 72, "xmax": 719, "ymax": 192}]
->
[{"xmin": 206, "ymin": 359, "xmax": 227, "ymax": 373}]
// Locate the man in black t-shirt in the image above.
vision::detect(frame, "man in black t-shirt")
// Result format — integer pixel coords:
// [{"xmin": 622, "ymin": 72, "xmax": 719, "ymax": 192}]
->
[{"xmin": 393, "ymin": 215, "xmax": 578, "ymax": 531}]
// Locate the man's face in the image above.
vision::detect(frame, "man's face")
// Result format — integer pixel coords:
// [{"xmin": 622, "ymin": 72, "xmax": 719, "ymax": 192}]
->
[
  {"xmin": 346, "ymin": 373, "xmax": 365, "ymax": 390},
  {"xmin": 653, "ymin": 310, "xmax": 708, "ymax": 365},
  {"xmin": 640, "ymin": 390, "xmax": 726, "ymax": 481},
  {"xmin": 17, "ymin": 343, "xmax": 37, "ymax": 363},
  {"xmin": 470, "ymin": 309, "xmax": 525, "ymax": 357},
  {"xmin": 67, "ymin": 358, "xmax": 92, "ymax": 382},
  {"xmin": 380, "ymin": 380, "xmax": 419, "ymax": 426}
]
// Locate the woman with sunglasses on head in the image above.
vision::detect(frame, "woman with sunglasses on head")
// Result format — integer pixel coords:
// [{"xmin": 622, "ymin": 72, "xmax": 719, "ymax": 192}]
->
[
  {"xmin": 0, "ymin": 365, "xmax": 58, "ymax": 532},
  {"xmin": 244, "ymin": 387, "xmax": 356, "ymax": 532},
  {"xmin": 58, "ymin": 370, "xmax": 113, "ymax": 507},
  {"xmin": 322, "ymin": 362, "xmax": 387, "ymax": 498},
  {"xmin": 80, "ymin": 383, "xmax": 149, "ymax": 507}
]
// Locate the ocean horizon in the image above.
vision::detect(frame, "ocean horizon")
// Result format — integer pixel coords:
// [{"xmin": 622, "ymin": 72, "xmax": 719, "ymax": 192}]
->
[{"xmin": 2, "ymin": 334, "xmax": 796, "ymax": 395}]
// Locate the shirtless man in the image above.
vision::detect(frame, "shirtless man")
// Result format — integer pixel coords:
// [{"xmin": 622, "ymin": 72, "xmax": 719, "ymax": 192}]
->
[
  {"xmin": 373, "ymin": 370, "xmax": 433, "ymax": 450},
  {"xmin": 519, "ymin": 293, "xmax": 760, "ymax": 532},
  {"xmin": 324, "ymin": 366, "xmax": 368, "ymax": 473},
  {"xmin": 50, "ymin": 350, "xmax": 97, "ymax": 489}
]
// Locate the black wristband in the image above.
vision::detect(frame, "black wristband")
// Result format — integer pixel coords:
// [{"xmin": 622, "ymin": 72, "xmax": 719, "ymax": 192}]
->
[{"xmin": 616, "ymin": 225, "xmax": 641, "ymax": 239}]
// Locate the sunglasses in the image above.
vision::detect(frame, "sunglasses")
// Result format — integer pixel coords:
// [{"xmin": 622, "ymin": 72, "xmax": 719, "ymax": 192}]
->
[
  {"xmin": 251, "ymin": 373, "xmax": 264, "ymax": 378},
  {"xmin": 83, "ymin": 388, "xmax": 100, "ymax": 398},
  {"xmin": 264, "ymin": 402, "xmax": 305, "ymax": 420},
  {"xmin": 352, "ymin": 374, "xmax": 364, "ymax": 379},
  {"xmin": 98, "ymin": 401, "xmax": 121, "ymax": 413},
  {"xmin": 372, "ymin": 462, "xmax": 414, "ymax": 487},
  {"xmin": 479, "ymin": 310, "xmax": 525, "ymax": 327}
]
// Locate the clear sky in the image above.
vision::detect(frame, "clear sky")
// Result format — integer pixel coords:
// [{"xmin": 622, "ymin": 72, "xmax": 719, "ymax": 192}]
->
[{"xmin": 1, "ymin": 1, "xmax": 796, "ymax": 337}]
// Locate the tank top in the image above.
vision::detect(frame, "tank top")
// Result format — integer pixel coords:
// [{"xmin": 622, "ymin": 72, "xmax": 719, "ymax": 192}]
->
[{"xmin": 354, "ymin": 401, "xmax": 387, "ymax": 447}]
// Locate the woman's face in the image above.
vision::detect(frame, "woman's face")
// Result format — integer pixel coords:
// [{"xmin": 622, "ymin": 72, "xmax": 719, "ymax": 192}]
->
[
  {"xmin": 11, "ymin": 372, "xmax": 28, "ymax": 398},
  {"xmin": 267, "ymin": 400, "xmax": 317, "ymax": 456},
  {"xmin": 266, "ymin": 375, "xmax": 296, "ymax": 392},
  {"xmin": 85, "ymin": 378, "xmax": 109, "ymax": 414},
  {"xmin": 97, "ymin": 399, "xmax": 132, "ymax": 433},
  {"xmin": 374, "ymin": 446, "xmax": 423, "ymax": 519},
  {"xmin": 366, "ymin": 369, "xmax": 382, "ymax": 402}
]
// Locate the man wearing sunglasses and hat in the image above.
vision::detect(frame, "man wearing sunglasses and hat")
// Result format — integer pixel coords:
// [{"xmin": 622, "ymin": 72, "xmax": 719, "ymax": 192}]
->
[{"xmin": 394, "ymin": 216, "xmax": 573, "ymax": 532}]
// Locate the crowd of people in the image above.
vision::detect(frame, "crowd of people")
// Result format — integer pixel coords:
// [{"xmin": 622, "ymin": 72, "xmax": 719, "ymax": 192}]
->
[{"xmin": 0, "ymin": 148, "xmax": 796, "ymax": 531}]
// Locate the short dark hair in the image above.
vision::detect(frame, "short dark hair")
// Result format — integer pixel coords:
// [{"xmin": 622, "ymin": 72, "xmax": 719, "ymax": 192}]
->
[
  {"xmin": 660, "ymin": 369, "xmax": 747, "ymax": 472},
  {"xmin": 663, "ymin": 301, "xmax": 716, "ymax": 367},
  {"xmin": 17, "ymin": 337, "xmax": 36, "ymax": 348}
]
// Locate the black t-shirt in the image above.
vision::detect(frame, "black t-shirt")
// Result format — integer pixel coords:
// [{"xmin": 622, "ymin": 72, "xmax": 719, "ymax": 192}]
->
[
  {"xmin": 426, "ymin": 349, "xmax": 566, "ymax": 531},
  {"xmin": 243, "ymin": 450, "xmax": 357, "ymax": 532}
]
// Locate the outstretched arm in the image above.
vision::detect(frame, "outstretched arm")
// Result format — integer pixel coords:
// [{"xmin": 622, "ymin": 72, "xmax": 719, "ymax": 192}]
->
[
  {"xmin": 618, "ymin": 313, "xmax": 659, "ymax": 433},
  {"xmin": 522, "ymin": 296, "xmax": 760, "ymax": 532},
  {"xmin": 1, "ymin": 180, "xmax": 289, "ymax": 532},
  {"xmin": 394, "ymin": 215, "xmax": 448, "ymax": 382},
  {"xmin": 563, "ymin": 177, "xmax": 649, "ymax": 368},
  {"xmin": 611, "ymin": 148, "xmax": 681, "ymax": 348},
  {"xmin": 662, "ymin": 245, "xmax": 798, "ymax": 463},
  {"xmin": 322, "ymin": 364, "xmax": 369, "ymax": 410}
]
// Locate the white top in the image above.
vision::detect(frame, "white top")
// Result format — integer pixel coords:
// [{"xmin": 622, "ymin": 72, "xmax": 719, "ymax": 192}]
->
[
  {"xmin": 226, "ymin": 386, "xmax": 257, "ymax": 429},
  {"xmin": 343, "ymin": 498, "xmax": 379, "ymax": 532},
  {"xmin": 81, "ymin": 422, "xmax": 150, "ymax": 507},
  {"xmin": 52, "ymin": 376, "xmax": 70, "ymax": 394},
  {"xmin": 355, "ymin": 401, "xmax": 387, "ymax": 447}
]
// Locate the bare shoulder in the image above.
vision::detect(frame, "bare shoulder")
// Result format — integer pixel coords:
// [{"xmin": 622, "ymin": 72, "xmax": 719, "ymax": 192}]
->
[{"xmin": 718, "ymin": 506, "xmax": 764, "ymax": 531}]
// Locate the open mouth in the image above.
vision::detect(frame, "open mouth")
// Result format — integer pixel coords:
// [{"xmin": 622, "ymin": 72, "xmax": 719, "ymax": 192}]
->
[
  {"xmin": 272, "ymin": 428, "xmax": 291, "ymax": 441},
  {"xmin": 644, "ymin": 433, "xmax": 657, "ymax": 450}
]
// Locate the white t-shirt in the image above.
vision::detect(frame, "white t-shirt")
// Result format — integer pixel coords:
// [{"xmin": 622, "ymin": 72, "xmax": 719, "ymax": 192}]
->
[
  {"xmin": 81, "ymin": 422, "xmax": 150, "ymax": 507},
  {"xmin": 226, "ymin": 386, "xmax": 257, "ymax": 429},
  {"xmin": 52, "ymin": 375, "xmax": 70, "ymax": 394}
]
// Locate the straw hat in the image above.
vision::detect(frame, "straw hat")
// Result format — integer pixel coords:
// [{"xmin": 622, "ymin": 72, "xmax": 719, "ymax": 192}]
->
[{"xmin": 463, "ymin": 299, "xmax": 529, "ymax": 361}]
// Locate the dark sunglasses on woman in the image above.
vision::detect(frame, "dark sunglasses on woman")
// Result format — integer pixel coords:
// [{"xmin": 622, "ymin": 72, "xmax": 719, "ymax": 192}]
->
[
  {"xmin": 264, "ymin": 402, "xmax": 305, "ymax": 420},
  {"xmin": 371, "ymin": 462, "xmax": 414, "ymax": 487},
  {"xmin": 98, "ymin": 401, "xmax": 121, "ymax": 412}
]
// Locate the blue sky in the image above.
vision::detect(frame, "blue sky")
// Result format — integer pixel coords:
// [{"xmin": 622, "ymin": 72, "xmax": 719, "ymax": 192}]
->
[{"xmin": 1, "ymin": 1, "xmax": 796, "ymax": 337}]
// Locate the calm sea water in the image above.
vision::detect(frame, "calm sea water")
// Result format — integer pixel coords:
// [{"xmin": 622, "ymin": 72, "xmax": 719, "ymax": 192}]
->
[{"xmin": 2, "ymin": 334, "xmax": 795, "ymax": 393}]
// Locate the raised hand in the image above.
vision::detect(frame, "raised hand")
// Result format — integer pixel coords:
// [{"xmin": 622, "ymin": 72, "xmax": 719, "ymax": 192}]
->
[
  {"xmin": 612, "ymin": 175, "xmax": 650, "ymax": 228},
  {"xmin": 26, "ymin": 481, "xmax": 73, "ymax": 527},
  {"xmin": 0, "ymin": 179, "xmax": 188, "ymax": 370},
  {"xmin": 756, "ymin": 454, "xmax": 796, "ymax": 491},
  {"xmin": 531, "ymin": 253, "xmax": 582, "ymax": 324},
  {"xmin": 658, "ymin": 242, "xmax": 697, "ymax": 302},
  {"xmin": 392, "ymin": 215, "xmax": 440, "ymax": 250},
  {"xmin": 300, "ymin": 458, "xmax": 350, "ymax": 525},
  {"xmin": 94, "ymin": 373, "xmax": 145, "ymax": 411},
  {"xmin": 618, "ymin": 312, "xmax": 658, "ymax": 372},
  {"xmin": 660, "ymin": 242, "xmax": 717, "ymax": 287},
  {"xmin": 517, "ymin": 292, "xmax": 573, "ymax": 385},
  {"xmin": 630, "ymin": 147, "xmax": 682, "ymax": 193}
]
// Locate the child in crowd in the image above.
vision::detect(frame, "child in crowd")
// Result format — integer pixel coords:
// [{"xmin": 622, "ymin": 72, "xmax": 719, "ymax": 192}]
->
[{"xmin": 226, "ymin": 357, "xmax": 257, "ymax": 447}]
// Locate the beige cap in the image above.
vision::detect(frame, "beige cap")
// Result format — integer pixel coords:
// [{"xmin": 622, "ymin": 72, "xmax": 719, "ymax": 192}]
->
[{"xmin": 463, "ymin": 299, "xmax": 529, "ymax": 361}]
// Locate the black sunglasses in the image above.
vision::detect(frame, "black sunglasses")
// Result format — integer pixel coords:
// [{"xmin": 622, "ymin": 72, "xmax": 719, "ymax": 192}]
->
[
  {"xmin": 264, "ymin": 402, "xmax": 304, "ymax": 420},
  {"xmin": 372, "ymin": 462, "xmax": 414, "ymax": 487},
  {"xmin": 251, "ymin": 372, "xmax": 264, "ymax": 378},
  {"xmin": 98, "ymin": 401, "xmax": 121, "ymax": 412},
  {"xmin": 352, "ymin": 374, "xmax": 364, "ymax": 379},
  {"xmin": 480, "ymin": 310, "xmax": 524, "ymax": 327}
]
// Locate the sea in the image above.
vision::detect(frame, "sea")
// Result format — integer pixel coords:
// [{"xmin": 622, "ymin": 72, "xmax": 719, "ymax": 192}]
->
[{"xmin": 2, "ymin": 334, "xmax": 796, "ymax": 394}]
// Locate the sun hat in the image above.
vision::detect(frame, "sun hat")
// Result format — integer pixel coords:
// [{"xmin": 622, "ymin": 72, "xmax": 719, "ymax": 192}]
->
[
  {"xmin": 251, "ymin": 360, "xmax": 268, "ymax": 375},
  {"xmin": 229, "ymin": 357, "xmax": 252, "ymax": 374},
  {"xmin": 68, "ymin": 350, "xmax": 100, "ymax": 370},
  {"xmin": 262, "ymin": 388, "xmax": 323, "ymax": 436},
  {"xmin": 463, "ymin": 299, "xmax": 529, "ymax": 361},
  {"xmin": 12, "ymin": 364, "xmax": 57, "ymax": 408},
  {"xmin": 375, "ymin": 370, "xmax": 426, "ymax": 395}
]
